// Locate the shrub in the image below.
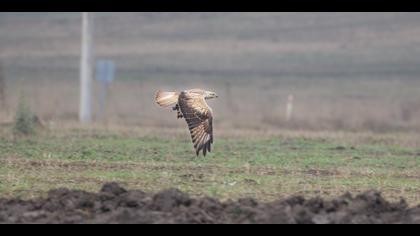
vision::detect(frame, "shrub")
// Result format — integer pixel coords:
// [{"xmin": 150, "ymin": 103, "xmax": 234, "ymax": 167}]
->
[{"xmin": 13, "ymin": 94, "xmax": 36, "ymax": 136}]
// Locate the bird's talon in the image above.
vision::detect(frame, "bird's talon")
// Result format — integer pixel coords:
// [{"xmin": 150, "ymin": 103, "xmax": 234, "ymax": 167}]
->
[{"xmin": 172, "ymin": 104, "xmax": 180, "ymax": 111}]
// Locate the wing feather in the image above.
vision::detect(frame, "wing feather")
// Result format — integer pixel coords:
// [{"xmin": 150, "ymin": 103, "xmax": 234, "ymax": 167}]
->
[{"xmin": 178, "ymin": 91, "xmax": 214, "ymax": 156}]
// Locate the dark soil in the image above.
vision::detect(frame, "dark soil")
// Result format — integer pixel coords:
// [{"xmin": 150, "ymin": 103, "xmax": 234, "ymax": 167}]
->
[{"xmin": 0, "ymin": 183, "xmax": 419, "ymax": 224}]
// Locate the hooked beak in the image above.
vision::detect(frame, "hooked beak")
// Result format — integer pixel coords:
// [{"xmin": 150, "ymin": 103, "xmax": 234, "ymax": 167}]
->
[{"xmin": 206, "ymin": 91, "xmax": 218, "ymax": 99}]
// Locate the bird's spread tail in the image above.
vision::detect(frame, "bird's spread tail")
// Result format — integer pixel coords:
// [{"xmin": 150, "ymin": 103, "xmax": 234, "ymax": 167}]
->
[{"xmin": 155, "ymin": 90, "xmax": 179, "ymax": 107}]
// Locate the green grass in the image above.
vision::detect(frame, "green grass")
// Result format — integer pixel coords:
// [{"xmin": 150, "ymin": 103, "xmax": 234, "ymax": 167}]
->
[{"xmin": 0, "ymin": 129, "xmax": 420, "ymax": 205}]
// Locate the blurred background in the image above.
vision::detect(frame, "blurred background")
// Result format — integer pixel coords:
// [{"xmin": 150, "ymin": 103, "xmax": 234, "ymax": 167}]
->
[{"xmin": 1, "ymin": 12, "xmax": 420, "ymax": 132}]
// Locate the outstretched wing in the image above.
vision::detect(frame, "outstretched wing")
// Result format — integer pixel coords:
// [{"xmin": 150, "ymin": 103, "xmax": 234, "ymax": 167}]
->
[{"xmin": 178, "ymin": 91, "xmax": 213, "ymax": 156}]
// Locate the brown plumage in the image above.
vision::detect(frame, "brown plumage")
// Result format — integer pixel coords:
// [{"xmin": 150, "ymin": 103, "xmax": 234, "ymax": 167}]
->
[{"xmin": 155, "ymin": 89, "xmax": 218, "ymax": 156}]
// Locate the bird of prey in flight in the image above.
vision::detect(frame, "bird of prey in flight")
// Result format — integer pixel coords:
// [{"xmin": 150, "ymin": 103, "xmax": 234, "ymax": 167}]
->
[{"xmin": 155, "ymin": 89, "xmax": 218, "ymax": 156}]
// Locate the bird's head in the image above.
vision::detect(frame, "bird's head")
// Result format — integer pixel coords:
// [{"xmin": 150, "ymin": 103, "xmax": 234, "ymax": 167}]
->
[{"xmin": 205, "ymin": 91, "xmax": 218, "ymax": 100}]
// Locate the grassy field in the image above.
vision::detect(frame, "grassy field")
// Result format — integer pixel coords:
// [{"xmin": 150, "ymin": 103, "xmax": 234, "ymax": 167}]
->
[
  {"xmin": 1, "ymin": 12, "xmax": 420, "ymax": 216},
  {"xmin": 1, "ymin": 126, "xmax": 419, "ymax": 206}
]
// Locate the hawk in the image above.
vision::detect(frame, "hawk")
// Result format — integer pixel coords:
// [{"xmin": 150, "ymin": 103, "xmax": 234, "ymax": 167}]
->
[{"xmin": 155, "ymin": 89, "xmax": 218, "ymax": 156}]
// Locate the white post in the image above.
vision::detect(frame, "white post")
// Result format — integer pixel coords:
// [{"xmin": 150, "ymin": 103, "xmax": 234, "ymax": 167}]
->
[
  {"xmin": 79, "ymin": 12, "xmax": 94, "ymax": 123},
  {"xmin": 286, "ymin": 94, "xmax": 294, "ymax": 122}
]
